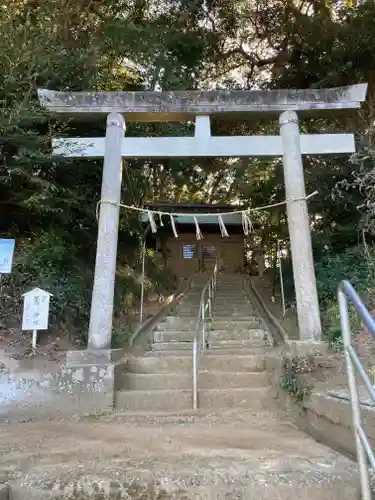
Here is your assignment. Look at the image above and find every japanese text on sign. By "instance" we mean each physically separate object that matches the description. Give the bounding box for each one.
[22,288,51,331]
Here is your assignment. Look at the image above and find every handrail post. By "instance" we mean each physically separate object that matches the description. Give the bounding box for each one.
[202,300,206,351]
[192,258,219,410]
[277,239,286,317]
[208,282,212,321]
[193,337,198,410]
[338,288,371,500]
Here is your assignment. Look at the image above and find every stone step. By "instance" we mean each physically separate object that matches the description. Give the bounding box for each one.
[213,309,253,314]
[214,287,247,291]
[213,311,257,317]
[214,294,248,298]
[199,370,268,389]
[202,353,267,368]
[157,319,197,330]
[212,318,261,329]
[127,354,192,373]
[213,300,252,305]
[121,371,268,391]
[151,339,266,351]
[213,308,255,312]
[122,372,191,390]
[214,302,251,306]
[198,387,271,410]
[152,341,193,351]
[215,284,246,287]
[214,296,251,301]
[206,341,267,350]
[157,309,260,324]
[164,316,197,324]
[115,387,270,412]
[153,328,265,342]
[144,347,268,357]
[115,389,192,412]
[127,353,265,373]
[153,330,194,341]
[215,288,246,291]
[210,328,265,340]
[215,292,247,295]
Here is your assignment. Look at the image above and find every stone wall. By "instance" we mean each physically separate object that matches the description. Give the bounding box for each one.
[265,341,375,464]
[0,349,126,422]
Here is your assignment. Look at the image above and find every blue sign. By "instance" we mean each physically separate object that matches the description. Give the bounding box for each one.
[0,239,15,274]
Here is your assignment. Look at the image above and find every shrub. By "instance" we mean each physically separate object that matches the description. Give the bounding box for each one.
[3,231,179,346]
[6,230,93,342]
[315,245,375,346]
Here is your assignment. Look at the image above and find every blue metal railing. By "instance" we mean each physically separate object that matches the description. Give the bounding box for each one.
[338,280,375,500]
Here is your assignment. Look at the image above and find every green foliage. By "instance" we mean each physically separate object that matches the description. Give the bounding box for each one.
[144,249,179,294]
[9,231,93,337]
[0,0,374,347]
[280,375,311,404]
[315,245,375,346]
[280,355,316,406]
[316,246,373,305]
[112,325,133,349]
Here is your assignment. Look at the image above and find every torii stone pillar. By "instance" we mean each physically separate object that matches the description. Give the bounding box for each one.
[88,113,125,349]
[280,111,322,341]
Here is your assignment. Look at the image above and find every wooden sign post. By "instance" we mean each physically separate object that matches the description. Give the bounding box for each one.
[22,287,53,349]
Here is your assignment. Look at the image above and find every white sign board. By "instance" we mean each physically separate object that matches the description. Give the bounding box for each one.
[0,239,15,274]
[22,287,52,331]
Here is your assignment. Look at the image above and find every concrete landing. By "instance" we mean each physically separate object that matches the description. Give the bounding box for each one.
[1,409,359,499]
[303,388,375,461]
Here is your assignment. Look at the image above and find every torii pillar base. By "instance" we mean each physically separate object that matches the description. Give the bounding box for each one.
[56,348,126,415]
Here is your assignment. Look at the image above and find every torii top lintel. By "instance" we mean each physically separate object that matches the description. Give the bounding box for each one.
[37,84,367,123]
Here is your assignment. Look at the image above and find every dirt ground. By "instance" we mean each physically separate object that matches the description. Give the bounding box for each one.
[0,406,360,500]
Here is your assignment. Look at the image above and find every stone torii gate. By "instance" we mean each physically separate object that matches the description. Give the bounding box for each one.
[38,85,367,351]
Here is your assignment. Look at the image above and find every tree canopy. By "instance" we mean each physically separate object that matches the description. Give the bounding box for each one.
[1,0,375,344]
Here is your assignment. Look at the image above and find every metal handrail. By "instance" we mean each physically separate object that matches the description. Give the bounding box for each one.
[277,239,286,317]
[192,261,218,410]
[338,280,375,500]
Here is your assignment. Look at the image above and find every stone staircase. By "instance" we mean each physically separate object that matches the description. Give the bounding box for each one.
[115,274,273,413]
[1,275,362,499]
